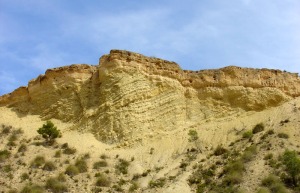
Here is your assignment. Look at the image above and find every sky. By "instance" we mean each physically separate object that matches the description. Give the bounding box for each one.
[0,0,300,95]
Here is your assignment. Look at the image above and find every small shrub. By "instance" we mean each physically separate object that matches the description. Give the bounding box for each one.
[61,143,69,149]
[43,161,56,171]
[0,149,11,162]
[18,144,27,153]
[95,174,111,187]
[45,177,68,193]
[54,150,61,158]
[21,173,30,181]
[93,160,108,169]
[267,130,275,135]
[75,159,88,173]
[100,154,108,159]
[65,165,79,176]
[30,156,45,168]
[223,171,243,185]
[253,123,264,134]
[57,173,66,182]
[21,184,45,193]
[278,133,289,139]
[115,159,130,174]
[264,153,273,160]
[243,130,253,139]
[241,145,257,162]
[214,145,228,156]
[2,164,12,173]
[149,177,166,188]
[129,182,139,192]
[256,187,271,193]
[63,147,77,155]
[1,125,11,134]
[188,129,199,142]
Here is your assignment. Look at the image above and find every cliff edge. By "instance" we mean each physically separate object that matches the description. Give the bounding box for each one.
[1,50,299,143]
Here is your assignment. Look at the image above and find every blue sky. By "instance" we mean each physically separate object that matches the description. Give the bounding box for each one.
[0,0,299,95]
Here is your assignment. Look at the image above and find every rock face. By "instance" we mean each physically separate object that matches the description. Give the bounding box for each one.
[1,50,300,143]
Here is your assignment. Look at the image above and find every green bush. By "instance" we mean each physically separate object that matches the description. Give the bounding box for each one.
[30,156,46,168]
[65,165,79,176]
[21,173,30,181]
[253,123,265,134]
[243,130,253,139]
[282,150,300,186]
[241,145,257,162]
[18,144,27,153]
[93,160,108,169]
[37,120,60,143]
[115,159,130,174]
[256,187,271,193]
[54,150,61,158]
[261,175,288,193]
[223,171,243,185]
[43,161,56,171]
[129,182,139,192]
[149,177,166,188]
[278,133,289,139]
[264,153,273,160]
[75,158,88,173]
[188,130,199,142]
[0,149,11,162]
[213,145,228,156]
[95,174,111,187]
[45,177,68,193]
[63,147,77,155]
[21,184,45,193]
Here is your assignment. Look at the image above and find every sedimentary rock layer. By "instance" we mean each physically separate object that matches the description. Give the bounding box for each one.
[1,50,299,143]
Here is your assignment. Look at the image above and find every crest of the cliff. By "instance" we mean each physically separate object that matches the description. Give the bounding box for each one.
[1,49,300,143]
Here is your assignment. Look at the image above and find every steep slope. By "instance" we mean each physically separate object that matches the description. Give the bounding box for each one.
[1,50,300,144]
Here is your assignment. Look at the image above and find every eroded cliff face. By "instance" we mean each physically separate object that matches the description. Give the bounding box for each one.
[1,50,300,143]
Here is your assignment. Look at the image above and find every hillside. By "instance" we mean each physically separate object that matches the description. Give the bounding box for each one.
[1,50,300,193]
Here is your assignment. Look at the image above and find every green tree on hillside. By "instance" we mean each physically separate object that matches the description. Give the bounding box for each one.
[37,121,60,145]
[282,150,300,187]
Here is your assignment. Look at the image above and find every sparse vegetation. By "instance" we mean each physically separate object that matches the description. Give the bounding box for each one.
[18,144,27,153]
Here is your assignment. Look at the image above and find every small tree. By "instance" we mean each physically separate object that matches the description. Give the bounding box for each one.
[37,121,60,144]
[282,150,300,187]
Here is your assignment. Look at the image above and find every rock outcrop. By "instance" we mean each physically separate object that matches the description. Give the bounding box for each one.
[1,50,300,143]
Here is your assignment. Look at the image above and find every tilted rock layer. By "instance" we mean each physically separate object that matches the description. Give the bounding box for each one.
[1,50,300,143]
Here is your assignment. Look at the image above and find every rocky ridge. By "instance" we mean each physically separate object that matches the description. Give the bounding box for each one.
[1,50,300,143]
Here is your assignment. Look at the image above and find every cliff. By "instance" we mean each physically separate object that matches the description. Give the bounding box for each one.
[1,50,300,143]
